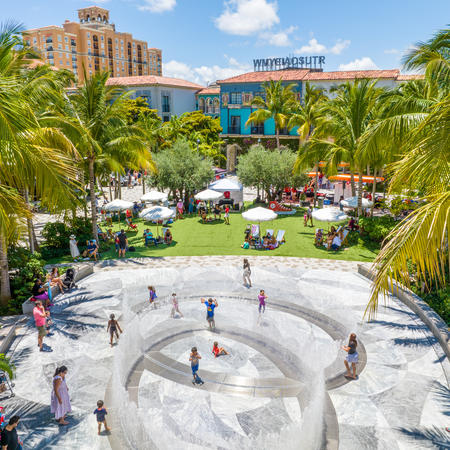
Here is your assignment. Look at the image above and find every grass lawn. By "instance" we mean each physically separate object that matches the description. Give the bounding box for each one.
[48,207,379,264]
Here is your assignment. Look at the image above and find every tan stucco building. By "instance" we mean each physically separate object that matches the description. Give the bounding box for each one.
[23,6,162,82]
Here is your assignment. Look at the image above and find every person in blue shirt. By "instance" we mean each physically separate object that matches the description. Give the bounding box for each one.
[201,297,218,330]
[93,400,110,435]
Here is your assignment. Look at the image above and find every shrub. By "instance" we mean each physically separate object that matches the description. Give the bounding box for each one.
[359,216,397,242]
[6,247,46,314]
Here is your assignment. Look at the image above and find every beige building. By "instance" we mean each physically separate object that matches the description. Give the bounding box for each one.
[23,6,162,82]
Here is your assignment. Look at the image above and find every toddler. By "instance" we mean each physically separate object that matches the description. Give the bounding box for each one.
[107,314,122,347]
[93,400,110,435]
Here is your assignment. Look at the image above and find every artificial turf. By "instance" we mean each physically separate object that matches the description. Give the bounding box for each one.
[49,207,379,264]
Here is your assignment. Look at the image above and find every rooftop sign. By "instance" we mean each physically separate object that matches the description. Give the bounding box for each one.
[253,56,325,72]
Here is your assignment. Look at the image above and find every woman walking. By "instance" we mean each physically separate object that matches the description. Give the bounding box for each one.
[69,235,80,262]
[243,259,252,288]
[51,366,72,425]
[342,333,359,379]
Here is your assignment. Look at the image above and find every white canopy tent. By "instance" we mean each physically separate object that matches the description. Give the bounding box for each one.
[312,207,348,223]
[103,199,134,212]
[209,177,244,209]
[242,207,277,222]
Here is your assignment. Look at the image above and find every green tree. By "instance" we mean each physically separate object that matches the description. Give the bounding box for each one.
[120,97,161,125]
[237,144,304,200]
[290,82,327,207]
[149,139,214,205]
[246,80,297,148]
[365,28,450,318]
[61,70,153,242]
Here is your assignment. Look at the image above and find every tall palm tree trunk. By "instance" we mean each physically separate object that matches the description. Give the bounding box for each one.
[142,174,146,195]
[357,171,363,217]
[370,169,377,217]
[314,162,319,208]
[24,189,35,253]
[89,158,99,242]
[108,181,112,202]
[0,234,11,306]
[350,171,356,196]
[275,128,280,148]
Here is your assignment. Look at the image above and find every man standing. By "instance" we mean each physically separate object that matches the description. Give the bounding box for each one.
[118,229,128,258]
[201,297,218,331]
[1,415,22,449]
[224,206,230,225]
[33,301,48,352]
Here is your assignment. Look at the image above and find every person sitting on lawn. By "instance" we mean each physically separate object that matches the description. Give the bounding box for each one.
[143,229,157,246]
[326,226,336,250]
[97,224,107,241]
[164,229,173,245]
[213,204,221,220]
[315,229,324,246]
[201,210,213,223]
[267,235,278,250]
[125,216,137,230]
[83,240,98,260]
[106,229,115,242]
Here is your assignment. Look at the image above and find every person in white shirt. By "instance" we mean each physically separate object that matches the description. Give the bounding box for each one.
[331,234,342,250]
[170,293,183,318]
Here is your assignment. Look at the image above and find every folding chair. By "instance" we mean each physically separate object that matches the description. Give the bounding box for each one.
[276,229,285,244]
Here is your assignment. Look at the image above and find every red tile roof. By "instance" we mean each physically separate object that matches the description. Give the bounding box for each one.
[106,75,204,89]
[218,69,403,84]
[396,74,424,81]
[217,69,310,84]
[197,87,220,95]
[304,69,400,80]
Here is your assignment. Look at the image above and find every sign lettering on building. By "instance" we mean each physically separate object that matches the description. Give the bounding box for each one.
[253,56,325,72]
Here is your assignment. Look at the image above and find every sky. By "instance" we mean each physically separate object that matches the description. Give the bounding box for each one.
[3,0,449,86]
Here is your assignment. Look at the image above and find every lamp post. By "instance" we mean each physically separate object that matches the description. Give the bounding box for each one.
[196,138,200,154]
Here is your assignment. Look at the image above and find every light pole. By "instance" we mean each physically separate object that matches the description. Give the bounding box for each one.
[196,138,200,154]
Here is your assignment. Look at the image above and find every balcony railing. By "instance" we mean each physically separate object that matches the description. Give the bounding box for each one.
[228,126,240,134]
[251,125,264,135]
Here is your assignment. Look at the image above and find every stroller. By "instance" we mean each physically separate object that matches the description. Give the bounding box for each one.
[62,268,77,291]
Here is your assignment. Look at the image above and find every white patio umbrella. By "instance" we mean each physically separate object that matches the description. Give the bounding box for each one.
[312,207,348,223]
[195,189,224,201]
[140,206,175,236]
[103,199,134,222]
[341,196,373,208]
[242,207,277,222]
[140,190,168,203]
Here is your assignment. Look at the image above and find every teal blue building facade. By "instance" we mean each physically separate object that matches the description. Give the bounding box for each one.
[218,80,302,137]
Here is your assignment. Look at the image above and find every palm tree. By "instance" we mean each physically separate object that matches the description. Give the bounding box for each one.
[0,24,80,304]
[246,79,297,148]
[309,79,383,216]
[290,82,327,206]
[365,29,450,318]
[60,70,154,242]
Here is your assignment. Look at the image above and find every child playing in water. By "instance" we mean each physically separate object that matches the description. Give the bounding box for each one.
[148,286,157,306]
[170,293,183,318]
[93,400,110,435]
[189,347,204,385]
[107,314,123,347]
[258,290,267,313]
[212,341,229,358]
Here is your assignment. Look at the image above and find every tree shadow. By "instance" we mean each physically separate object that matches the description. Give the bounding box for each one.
[369,319,428,331]
[397,426,450,447]
[393,337,435,347]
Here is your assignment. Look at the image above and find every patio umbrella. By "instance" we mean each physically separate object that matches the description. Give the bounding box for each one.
[140,206,175,237]
[341,196,373,208]
[140,190,168,203]
[242,207,277,222]
[195,189,224,201]
[312,207,348,227]
[103,199,134,222]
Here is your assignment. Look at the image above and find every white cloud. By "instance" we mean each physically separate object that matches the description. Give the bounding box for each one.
[215,0,279,36]
[384,48,400,54]
[295,38,350,55]
[164,58,251,86]
[330,39,350,55]
[139,0,176,13]
[260,26,296,47]
[339,57,379,71]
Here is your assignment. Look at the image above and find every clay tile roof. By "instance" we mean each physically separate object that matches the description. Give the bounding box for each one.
[27,60,59,71]
[303,69,400,81]
[217,69,310,84]
[197,87,220,95]
[106,75,204,89]
[396,74,424,81]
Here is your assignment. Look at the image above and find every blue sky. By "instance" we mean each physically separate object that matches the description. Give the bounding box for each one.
[3,0,449,85]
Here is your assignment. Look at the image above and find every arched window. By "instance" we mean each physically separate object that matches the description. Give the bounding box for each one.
[198,98,205,112]
[213,97,220,114]
[127,43,132,76]
[103,15,107,23]
[97,15,102,22]
[206,98,212,114]
[86,15,90,22]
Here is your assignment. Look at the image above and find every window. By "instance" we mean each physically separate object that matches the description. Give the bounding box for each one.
[101,35,104,40]
[87,32,90,38]
[87,40,91,46]
[65,45,69,51]
[101,43,104,49]
[162,94,170,113]
[120,40,123,44]
[163,116,170,122]
[229,116,241,134]
[230,92,242,104]
[58,44,62,49]
[115,38,118,43]
[57,35,62,42]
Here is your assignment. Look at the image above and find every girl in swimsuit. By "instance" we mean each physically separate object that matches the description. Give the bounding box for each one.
[107,314,123,347]
[258,290,267,313]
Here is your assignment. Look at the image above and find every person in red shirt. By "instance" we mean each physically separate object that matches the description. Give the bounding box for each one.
[212,341,229,357]
[224,206,230,225]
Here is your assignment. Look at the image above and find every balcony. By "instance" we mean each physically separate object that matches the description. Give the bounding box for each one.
[228,126,240,135]
[70,40,76,46]
[45,38,53,44]
[251,125,264,135]
[47,46,53,51]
